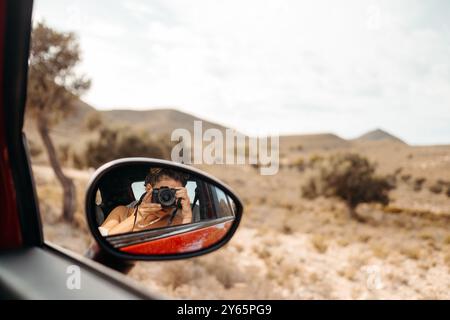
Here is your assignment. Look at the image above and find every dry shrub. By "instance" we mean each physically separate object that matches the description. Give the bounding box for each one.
[282,203,294,211]
[418,231,435,242]
[72,152,85,169]
[28,139,43,158]
[358,234,371,243]
[282,224,293,235]
[400,245,422,260]
[444,253,450,268]
[383,205,403,214]
[371,243,389,259]
[201,252,247,289]
[413,177,426,191]
[158,261,203,289]
[85,112,103,131]
[401,174,411,183]
[311,234,328,253]
[58,143,71,166]
[429,183,443,194]
[436,179,450,187]
[336,237,350,247]
[153,251,248,293]
[302,153,393,222]
[308,154,324,167]
[338,266,357,281]
[80,125,170,169]
[301,175,319,199]
[292,157,306,171]
[233,243,244,253]
[394,167,403,176]
[255,247,272,260]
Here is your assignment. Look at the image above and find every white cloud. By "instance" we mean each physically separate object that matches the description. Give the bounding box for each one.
[34,0,450,144]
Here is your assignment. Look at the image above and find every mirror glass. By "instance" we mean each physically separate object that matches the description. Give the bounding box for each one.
[90,164,237,256]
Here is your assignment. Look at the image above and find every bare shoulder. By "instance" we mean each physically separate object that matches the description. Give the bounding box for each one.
[109,205,130,222]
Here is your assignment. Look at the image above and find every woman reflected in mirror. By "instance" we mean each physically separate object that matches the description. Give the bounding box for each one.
[98,168,193,236]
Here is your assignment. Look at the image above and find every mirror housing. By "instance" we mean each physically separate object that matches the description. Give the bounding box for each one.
[85,158,243,261]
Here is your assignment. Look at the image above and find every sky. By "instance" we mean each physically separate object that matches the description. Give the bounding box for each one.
[33,0,450,145]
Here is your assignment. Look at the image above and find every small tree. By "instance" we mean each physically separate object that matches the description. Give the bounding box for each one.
[26,22,91,222]
[302,153,393,222]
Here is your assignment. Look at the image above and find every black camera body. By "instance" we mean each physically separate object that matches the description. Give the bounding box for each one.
[151,187,181,208]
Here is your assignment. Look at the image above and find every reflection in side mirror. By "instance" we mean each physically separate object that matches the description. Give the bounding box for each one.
[85,158,243,260]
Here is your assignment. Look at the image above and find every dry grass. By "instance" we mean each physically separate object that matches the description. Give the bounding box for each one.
[32,141,450,299]
[310,234,328,253]
[400,245,422,260]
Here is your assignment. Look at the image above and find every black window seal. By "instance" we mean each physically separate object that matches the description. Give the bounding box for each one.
[3,0,43,247]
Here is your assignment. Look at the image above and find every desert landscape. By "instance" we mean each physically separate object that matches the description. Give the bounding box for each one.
[24,103,450,300]
[21,0,450,300]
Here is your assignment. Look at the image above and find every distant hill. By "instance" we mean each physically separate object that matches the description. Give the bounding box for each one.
[354,129,406,144]
[101,108,228,136]
[23,101,242,164]
[280,133,350,151]
[25,100,230,143]
[23,100,407,160]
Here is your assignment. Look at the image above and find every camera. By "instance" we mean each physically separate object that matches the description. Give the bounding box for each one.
[151,187,180,208]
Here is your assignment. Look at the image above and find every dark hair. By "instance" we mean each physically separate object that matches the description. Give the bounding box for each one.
[144,168,188,187]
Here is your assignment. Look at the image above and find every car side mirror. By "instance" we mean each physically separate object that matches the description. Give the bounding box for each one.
[85,158,243,260]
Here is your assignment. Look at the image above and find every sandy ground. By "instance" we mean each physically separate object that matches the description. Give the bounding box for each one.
[31,144,450,299]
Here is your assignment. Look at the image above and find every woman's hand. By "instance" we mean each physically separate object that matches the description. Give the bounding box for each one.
[175,187,192,224]
[137,202,163,218]
[137,187,163,218]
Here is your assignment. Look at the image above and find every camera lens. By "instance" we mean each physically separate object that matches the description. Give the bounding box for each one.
[158,188,176,207]
[161,192,171,202]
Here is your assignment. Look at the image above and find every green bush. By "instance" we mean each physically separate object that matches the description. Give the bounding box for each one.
[80,126,171,169]
[302,153,393,222]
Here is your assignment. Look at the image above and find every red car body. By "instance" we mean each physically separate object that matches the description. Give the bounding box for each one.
[120,220,233,255]
[0,0,24,250]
